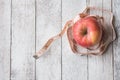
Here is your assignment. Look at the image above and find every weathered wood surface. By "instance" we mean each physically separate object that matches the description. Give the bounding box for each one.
[35,0,61,80]
[113,0,120,80]
[0,0,119,80]
[11,0,35,80]
[0,0,11,80]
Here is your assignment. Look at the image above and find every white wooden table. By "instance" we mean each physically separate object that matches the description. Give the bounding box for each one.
[0,0,120,80]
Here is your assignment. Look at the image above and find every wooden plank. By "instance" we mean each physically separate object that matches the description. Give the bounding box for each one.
[113,0,120,80]
[62,0,87,80]
[0,0,11,80]
[35,0,61,80]
[88,0,113,80]
[11,0,35,80]
[102,0,113,79]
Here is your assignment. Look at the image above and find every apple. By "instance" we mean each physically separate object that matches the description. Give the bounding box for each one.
[72,16,102,48]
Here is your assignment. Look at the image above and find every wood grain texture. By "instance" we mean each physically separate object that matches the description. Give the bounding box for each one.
[11,0,35,80]
[88,0,113,80]
[113,0,120,80]
[102,0,113,79]
[0,0,11,80]
[62,0,87,80]
[0,0,120,80]
[35,0,61,80]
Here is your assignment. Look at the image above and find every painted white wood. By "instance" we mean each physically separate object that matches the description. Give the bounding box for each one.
[102,0,113,79]
[36,0,61,80]
[11,0,35,80]
[62,0,87,80]
[0,0,11,80]
[0,0,119,80]
[88,0,113,80]
[113,0,120,80]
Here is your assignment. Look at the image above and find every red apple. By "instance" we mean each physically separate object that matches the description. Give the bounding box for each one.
[72,16,102,48]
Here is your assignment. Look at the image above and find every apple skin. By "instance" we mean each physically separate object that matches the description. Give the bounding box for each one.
[72,16,102,48]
